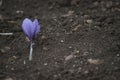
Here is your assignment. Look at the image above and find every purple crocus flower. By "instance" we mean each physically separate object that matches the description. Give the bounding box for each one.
[22,18,40,41]
[22,18,40,61]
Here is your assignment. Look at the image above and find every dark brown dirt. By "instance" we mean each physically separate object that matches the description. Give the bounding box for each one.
[0,0,120,80]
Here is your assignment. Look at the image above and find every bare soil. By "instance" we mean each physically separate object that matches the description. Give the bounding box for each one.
[0,0,120,80]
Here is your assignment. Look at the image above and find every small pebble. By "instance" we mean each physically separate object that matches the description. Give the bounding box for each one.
[41,35,46,39]
[23,60,26,65]
[68,10,74,15]
[11,68,14,71]
[43,47,48,51]
[0,47,10,53]
[0,49,5,53]
[60,40,64,43]
[72,24,81,31]
[84,70,89,74]
[5,46,10,50]
[53,75,58,78]
[69,46,72,49]
[73,64,76,67]
[88,58,103,65]
[12,56,17,59]
[5,65,8,68]
[76,50,79,53]
[16,10,23,14]
[116,54,119,57]
[44,63,48,66]
[65,54,74,61]
[86,19,93,24]
[95,67,99,70]
[93,2,99,6]
[8,56,17,62]
[111,62,114,65]
[80,61,83,64]
[78,67,82,71]
[61,10,74,17]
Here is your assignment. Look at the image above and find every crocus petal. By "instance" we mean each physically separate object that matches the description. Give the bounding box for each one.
[33,19,40,37]
[22,18,40,41]
[22,18,33,40]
